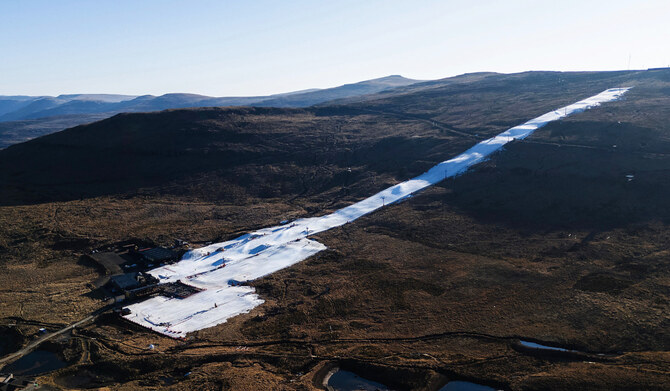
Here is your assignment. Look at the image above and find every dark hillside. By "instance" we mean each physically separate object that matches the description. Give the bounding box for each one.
[0,76,422,149]
[445,72,670,229]
[333,69,669,139]
[0,106,460,205]
[3,70,668,208]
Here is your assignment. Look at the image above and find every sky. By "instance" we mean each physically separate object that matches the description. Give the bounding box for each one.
[1,0,669,97]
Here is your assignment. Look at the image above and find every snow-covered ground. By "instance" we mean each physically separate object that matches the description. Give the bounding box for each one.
[124,88,630,337]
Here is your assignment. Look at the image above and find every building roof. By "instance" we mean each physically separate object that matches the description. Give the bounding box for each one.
[89,252,126,274]
[139,247,176,262]
[0,373,34,391]
[110,273,141,290]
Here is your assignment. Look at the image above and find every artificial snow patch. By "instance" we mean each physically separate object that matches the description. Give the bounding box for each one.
[124,87,630,337]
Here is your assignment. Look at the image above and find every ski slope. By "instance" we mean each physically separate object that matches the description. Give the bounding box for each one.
[124,88,630,337]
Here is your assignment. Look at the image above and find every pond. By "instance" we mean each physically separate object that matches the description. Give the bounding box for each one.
[439,380,497,391]
[2,349,67,376]
[326,369,391,391]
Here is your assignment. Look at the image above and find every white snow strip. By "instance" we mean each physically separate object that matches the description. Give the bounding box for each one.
[124,88,630,337]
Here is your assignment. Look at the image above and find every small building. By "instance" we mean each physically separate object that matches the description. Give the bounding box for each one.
[137,247,177,263]
[110,272,144,291]
[108,272,159,297]
[0,373,37,391]
[88,252,126,275]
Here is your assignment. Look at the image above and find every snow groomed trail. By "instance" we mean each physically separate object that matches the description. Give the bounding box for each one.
[124,88,630,337]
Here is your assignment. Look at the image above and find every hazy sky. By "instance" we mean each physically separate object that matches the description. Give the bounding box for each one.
[1,0,668,96]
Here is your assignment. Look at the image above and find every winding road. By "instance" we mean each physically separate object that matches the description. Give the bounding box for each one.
[0,305,111,369]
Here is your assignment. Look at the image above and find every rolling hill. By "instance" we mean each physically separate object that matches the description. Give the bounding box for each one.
[0,75,421,149]
[2,69,667,207]
[1,69,669,390]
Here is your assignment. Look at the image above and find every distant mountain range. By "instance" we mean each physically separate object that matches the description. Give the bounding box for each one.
[0,75,420,148]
